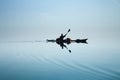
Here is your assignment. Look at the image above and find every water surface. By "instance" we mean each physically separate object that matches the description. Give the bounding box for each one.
[0,39,120,80]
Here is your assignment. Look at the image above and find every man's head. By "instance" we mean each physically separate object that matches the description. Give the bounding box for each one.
[61,34,63,36]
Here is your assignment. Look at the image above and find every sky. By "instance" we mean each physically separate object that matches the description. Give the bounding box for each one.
[0,0,120,42]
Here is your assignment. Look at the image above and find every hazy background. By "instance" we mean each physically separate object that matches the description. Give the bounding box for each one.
[0,0,120,41]
[0,0,120,80]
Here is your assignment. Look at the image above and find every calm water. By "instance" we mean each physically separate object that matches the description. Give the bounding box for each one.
[0,39,120,80]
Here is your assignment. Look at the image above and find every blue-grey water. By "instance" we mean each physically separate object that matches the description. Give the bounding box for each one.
[0,39,120,80]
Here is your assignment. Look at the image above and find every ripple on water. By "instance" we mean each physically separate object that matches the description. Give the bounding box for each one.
[31,54,120,80]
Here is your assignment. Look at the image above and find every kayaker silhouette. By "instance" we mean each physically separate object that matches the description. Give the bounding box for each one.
[60,34,65,41]
[57,29,70,43]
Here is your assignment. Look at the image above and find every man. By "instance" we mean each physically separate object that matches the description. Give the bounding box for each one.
[59,34,66,41]
[56,33,67,44]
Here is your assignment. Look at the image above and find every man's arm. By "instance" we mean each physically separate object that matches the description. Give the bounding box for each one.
[63,34,67,38]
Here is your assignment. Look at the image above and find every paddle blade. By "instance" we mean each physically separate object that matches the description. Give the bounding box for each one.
[69,50,71,53]
[68,29,70,32]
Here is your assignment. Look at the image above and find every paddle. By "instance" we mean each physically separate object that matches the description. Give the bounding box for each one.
[64,29,70,37]
[67,29,70,34]
[65,46,71,53]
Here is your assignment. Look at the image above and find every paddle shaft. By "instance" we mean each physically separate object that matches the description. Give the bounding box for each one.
[64,29,70,37]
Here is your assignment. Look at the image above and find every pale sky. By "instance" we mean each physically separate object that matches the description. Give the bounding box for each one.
[0,0,120,42]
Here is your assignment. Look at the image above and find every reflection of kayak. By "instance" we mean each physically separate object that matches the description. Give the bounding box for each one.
[46,38,88,44]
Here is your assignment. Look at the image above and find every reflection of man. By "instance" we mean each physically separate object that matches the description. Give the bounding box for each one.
[59,41,66,49]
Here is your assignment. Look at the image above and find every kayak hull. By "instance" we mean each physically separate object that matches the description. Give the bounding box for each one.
[47,38,88,44]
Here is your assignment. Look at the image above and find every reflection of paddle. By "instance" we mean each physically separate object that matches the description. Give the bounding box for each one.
[69,50,71,53]
[67,48,71,53]
[64,45,71,53]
